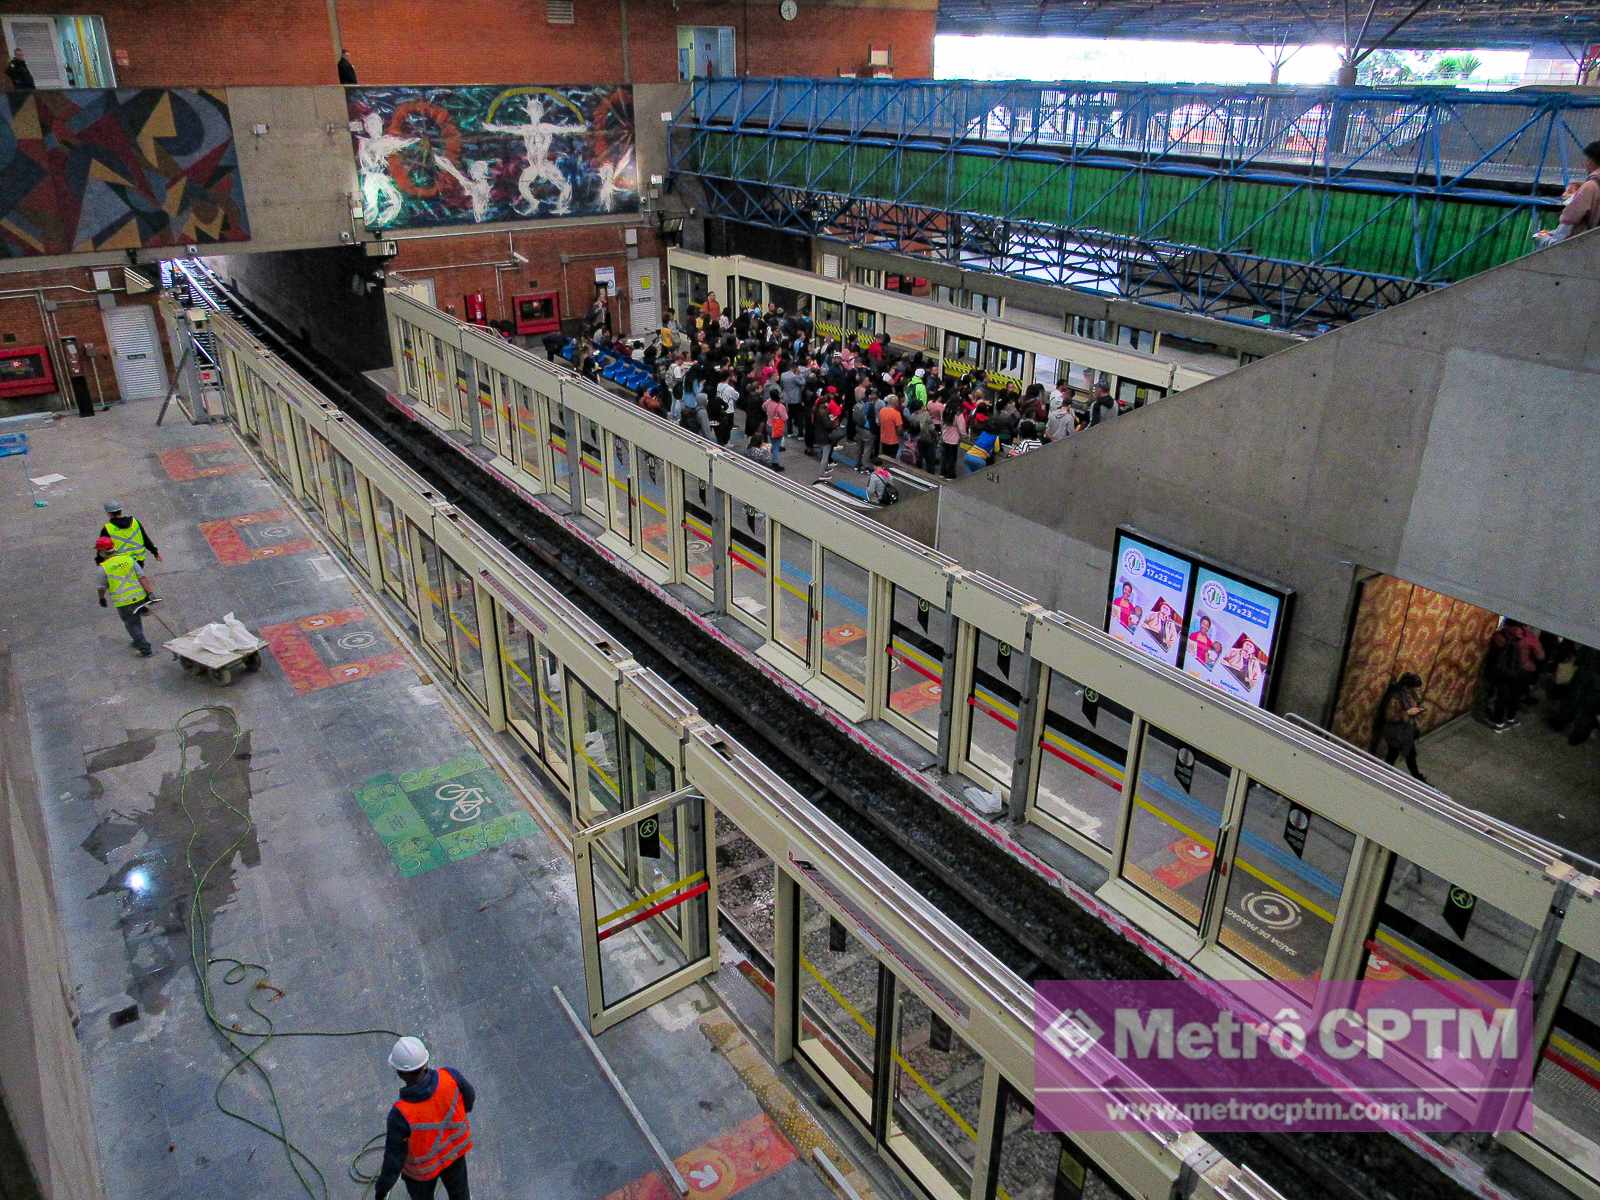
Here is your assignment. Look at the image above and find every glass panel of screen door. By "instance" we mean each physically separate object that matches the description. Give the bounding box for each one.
[578,789,715,1034]
[1120,724,1230,929]
[887,990,984,1200]
[797,891,878,1124]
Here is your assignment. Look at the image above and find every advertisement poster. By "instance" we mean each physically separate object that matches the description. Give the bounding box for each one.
[1105,531,1193,668]
[1182,567,1284,707]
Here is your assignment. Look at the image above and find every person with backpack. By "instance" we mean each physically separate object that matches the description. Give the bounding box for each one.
[669,375,712,439]
[866,466,899,506]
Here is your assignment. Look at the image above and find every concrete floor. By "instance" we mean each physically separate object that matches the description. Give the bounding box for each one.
[0,403,838,1200]
[1419,711,1600,862]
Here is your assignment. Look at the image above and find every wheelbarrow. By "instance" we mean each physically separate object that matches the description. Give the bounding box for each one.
[163,625,268,687]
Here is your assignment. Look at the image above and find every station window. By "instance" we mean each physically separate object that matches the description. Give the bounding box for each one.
[536,645,571,786]
[845,305,876,339]
[1117,379,1166,409]
[767,283,806,319]
[292,417,321,512]
[676,25,735,81]
[1,15,116,87]
[1035,671,1130,852]
[815,299,843,342]
[737,276,763,312]
[1533,956,1600,1159]
[271,400,294,481]
[498,606,544,758]
[579,417,606,524]
[680,469,715,596]
[887,990,983,1200]
[1365,858,1535,985]
[410,524,451,667]
[988,1085,1100,1200]
[606,434,633,543]
[1117,324,1156,353]
[773,526,814,665]
[728,502,769,627]
[820,551,870,700]
[546,396,571,500]
[626,735,683,931]
[470,360,497,452]
[332,453,368,571]
[572,680,625,863]
[637,451,671,568]
[964,632,1021,792]
[1071,315,1112,343]
[1120,725,1230,929]
[943,333,980,378]
[1217,781,1354,987]
[885,587,947,743]
[442,555,487,709]
[310,432,341,537]
[797,892,877,1122]
[503,380,528,479]
[671,268,709,322]
[984,342,1025,390]
[373,494,408,605]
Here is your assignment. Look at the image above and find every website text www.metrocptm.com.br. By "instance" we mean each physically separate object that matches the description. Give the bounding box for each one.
[1094,1094,1459,1128]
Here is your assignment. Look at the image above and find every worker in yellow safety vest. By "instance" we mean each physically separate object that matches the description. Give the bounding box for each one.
[95,536,155,657]
[102,501,162,600]
[373,1037,476,1200]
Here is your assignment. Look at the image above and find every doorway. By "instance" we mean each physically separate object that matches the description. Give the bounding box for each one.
[103,305,169,401]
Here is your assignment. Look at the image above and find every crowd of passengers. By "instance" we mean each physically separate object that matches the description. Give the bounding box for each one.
[530,290,1133,500]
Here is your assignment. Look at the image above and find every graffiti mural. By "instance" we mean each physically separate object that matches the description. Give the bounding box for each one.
[346,85,639,231]
[0,88,249,258]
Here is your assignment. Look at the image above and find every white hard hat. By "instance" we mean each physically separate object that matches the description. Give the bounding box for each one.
[388,1036,429,1072]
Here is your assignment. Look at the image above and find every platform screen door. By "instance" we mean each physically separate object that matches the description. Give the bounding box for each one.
[575,786,719,1034]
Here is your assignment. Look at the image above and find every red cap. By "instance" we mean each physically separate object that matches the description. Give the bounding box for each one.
[825,385,838,394]
[95,536,115,551]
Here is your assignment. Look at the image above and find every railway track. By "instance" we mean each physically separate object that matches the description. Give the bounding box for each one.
[178,263,1492,1200]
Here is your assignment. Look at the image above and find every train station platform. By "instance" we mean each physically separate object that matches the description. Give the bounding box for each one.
[0,405,845,1200]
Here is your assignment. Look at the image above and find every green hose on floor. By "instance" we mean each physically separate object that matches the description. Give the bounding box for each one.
[174,705,402,1197]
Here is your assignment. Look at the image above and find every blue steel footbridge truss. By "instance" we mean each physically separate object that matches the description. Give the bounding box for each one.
[667,78,1600,329]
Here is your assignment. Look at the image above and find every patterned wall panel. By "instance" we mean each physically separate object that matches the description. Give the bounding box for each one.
[345,85,638,232]
[0,88,250,258]
[1331,574,1498,747]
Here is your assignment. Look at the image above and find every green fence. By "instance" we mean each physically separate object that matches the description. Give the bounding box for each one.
[696,131,1546,283]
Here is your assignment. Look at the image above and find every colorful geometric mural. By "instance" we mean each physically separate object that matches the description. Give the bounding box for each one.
[0,88,250,258]
[345,85,639,231]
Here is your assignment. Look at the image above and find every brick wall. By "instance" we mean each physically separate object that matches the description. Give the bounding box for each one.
[0,269,166,405]
[8,0,933,86]
[15,0,334,86]
[390,221,666,334]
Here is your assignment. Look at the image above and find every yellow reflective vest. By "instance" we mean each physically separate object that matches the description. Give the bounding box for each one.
[102,517,148,562]
[100,554,147,608]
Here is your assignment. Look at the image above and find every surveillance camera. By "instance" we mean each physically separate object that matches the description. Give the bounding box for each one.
[511,251,529,265]
[185,244,199,256]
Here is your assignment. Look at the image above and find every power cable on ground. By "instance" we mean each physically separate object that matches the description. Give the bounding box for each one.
[174,704,403,1197]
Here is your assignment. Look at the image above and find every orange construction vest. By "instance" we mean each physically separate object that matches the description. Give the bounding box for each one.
[395,1069,473,1181]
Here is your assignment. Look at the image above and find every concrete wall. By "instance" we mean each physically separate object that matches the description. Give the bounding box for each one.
[0,648,106,1200]
[224,87,359,254]
[211,245,392,373]
[926,231,1600,721]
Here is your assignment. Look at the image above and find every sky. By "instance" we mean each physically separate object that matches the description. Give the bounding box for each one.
[934,35,1532,87]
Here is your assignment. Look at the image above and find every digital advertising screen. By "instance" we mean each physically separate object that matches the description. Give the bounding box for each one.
[1105,529,1194,669]
[1181,566,1290,708]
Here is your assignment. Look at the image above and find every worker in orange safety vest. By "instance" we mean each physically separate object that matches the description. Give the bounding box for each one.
[373,1036,476,1200]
